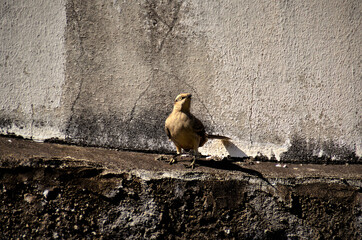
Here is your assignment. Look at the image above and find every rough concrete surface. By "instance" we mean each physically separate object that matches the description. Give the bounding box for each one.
[0,136,361,239]
[0,0,361,163]
[0,0,67,139]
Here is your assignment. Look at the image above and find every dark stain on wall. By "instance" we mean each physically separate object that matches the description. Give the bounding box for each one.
[63,0,216,153]
[281,135,360,164]
[0,117,12,129]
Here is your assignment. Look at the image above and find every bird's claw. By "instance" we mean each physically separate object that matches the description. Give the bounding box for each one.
[184,163,195,169]
[190,161,195,169]
[169,157,177,165]
[184,157,196,169]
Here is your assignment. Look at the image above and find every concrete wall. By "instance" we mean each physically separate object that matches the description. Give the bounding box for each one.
[0,0,67,139]
[1,0,361,162]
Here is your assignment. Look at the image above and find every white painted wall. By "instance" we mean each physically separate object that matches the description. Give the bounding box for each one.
[0,0,360,162]
[0,0,67,140]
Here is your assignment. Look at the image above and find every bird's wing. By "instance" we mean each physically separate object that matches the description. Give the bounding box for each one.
[191,115,206,137]
[191,115,208,147]
[165,126,171,139]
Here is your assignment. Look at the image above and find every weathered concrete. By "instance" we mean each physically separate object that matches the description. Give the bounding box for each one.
[0,0,67,139]
[0,136,361,239]
[0,0,361,162]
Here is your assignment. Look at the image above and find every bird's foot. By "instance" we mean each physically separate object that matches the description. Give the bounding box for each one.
[169,157,177,165]
[185,156,196,169]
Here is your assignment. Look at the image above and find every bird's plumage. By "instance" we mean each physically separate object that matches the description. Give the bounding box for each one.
[165,93,229,156]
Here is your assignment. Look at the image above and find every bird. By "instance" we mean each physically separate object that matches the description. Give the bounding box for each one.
[164,93,230,168]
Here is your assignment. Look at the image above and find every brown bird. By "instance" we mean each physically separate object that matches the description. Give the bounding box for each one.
[165,93,229,168]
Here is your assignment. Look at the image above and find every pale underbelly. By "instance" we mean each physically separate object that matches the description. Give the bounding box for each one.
[172,130,200,150]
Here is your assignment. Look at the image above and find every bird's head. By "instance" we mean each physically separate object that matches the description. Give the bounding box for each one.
[173,93,192,112]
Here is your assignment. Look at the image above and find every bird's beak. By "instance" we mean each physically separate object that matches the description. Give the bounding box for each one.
[188,94,192,99]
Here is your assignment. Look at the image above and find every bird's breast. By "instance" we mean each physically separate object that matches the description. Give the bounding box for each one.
[165,111,200,150]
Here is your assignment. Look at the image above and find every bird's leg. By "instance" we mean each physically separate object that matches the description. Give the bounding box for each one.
[187,149,199,169]
[169,146,182,164]
[190,155,196,169]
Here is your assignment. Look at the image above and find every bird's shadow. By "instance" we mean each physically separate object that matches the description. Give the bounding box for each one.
[195,158,261,178]
[191,139,252,173]
[169,140,274,187]
[198,140,274,188]
[221,140,249,158]
[194,158,275,189]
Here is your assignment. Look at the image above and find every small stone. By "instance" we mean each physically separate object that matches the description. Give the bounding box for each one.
[24,193,36,203]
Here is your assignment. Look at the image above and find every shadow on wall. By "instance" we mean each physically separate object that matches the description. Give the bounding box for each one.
[222,140,248,158]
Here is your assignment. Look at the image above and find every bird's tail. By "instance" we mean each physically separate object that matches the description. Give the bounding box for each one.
[207,134,231,141]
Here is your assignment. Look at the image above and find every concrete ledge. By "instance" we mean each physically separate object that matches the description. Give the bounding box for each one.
[0,136,361,239]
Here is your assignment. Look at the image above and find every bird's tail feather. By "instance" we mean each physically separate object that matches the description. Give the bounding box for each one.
[207,134,231,140]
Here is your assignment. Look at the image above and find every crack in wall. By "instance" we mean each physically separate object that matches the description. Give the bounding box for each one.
[66,78,84,138]
[128,80,152,123]
[30,103,34,139]
[156,0,184,53]
[65,0,86,139]
[351,66,360,154]
[249,77,256,146]
[146,0,184,53]
[147,3,171,29]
